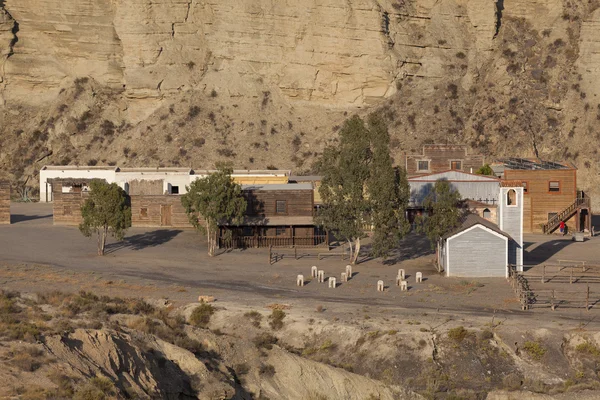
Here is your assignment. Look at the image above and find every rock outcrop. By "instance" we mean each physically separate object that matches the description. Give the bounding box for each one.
[1,0,600,205]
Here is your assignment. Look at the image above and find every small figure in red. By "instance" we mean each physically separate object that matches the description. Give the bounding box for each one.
[559,221,565,236]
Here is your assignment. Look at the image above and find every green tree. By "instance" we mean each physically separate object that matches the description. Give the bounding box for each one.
[315,115,371,264]
[367,114,411,259]
[316,114,411,263]
[181,164,246,256]
[475,164,494,176]
[79,179,131,256]
[419,179,462,270]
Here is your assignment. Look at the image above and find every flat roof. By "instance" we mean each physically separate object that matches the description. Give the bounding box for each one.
[289,175,322,182]
[496,158,574,170]
[42,166,292,175]
[42,166,118,171]
[194,170,291,176]
[241,183,313,191]
[119,167,192,174]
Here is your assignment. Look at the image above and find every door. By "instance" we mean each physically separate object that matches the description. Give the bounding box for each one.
[160,205,172,226]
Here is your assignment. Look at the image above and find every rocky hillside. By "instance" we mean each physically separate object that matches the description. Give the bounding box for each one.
[4,289,600,399]
[1,0,600,204]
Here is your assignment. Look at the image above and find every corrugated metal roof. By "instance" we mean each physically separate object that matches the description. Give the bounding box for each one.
[497,158,574,170]
[221,216,314,226]
[241,183,313,191]
[408,170,499,182]
[443,213,512,241]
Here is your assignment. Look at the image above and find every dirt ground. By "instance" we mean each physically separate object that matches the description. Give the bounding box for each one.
[2,203,600,326]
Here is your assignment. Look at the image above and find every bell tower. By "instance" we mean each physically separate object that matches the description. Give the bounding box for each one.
[499,182,524,270]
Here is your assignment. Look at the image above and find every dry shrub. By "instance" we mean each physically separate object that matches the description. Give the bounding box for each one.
[253,333,278,350]
[243,311,262,327]
[73,376,116,400]
[9,345,44,371]
[269,309,286,330]
[189,303,215,328]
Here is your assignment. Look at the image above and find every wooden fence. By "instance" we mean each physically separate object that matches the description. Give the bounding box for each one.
[509,264,600,311]
[269,245,349,265]
[219,235,327,249]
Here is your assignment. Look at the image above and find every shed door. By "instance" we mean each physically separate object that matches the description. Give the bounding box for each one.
[160,205,172,226]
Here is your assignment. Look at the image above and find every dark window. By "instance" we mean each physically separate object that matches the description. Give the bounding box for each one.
[246,198,254,214]
[549,181,560,192]
[171,186,179,194]
[521,181,528,193]
[507,189,517,206]
[242,227,254,236]
[276,200,286,214]
[483,208,491,219]
[417,160,429,171]
[275,226,287,236]
[140,207,148,218]
[450,161,462,170]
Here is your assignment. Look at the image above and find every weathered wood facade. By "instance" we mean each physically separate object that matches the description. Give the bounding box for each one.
[503,166,589,233]
[50,179,322,247]
[50,179,91,225]
[0,181,10,225]
[219,184,323,248]
[130,195,193,228]
[404,144,485,176]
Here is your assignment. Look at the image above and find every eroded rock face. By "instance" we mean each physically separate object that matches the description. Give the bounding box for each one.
[0,0,503,113]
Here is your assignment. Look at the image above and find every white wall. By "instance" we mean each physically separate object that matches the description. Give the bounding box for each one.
[116,172,191,195]
[39,168,117,202]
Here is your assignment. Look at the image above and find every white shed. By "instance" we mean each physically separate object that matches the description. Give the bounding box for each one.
[439,214,512,278]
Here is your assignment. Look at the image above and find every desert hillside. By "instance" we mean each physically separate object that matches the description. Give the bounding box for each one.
[1,0,600,205]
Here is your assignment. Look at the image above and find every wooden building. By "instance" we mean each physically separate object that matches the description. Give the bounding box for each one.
[218,183,324,248]
[439,214,510,277]
[50,178,91,225]
[0,180,10,225]
[495,158,591,234]
[403,144,485,176]
[50,178,323,248]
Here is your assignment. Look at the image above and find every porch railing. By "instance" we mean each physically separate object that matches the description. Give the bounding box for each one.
[219,235,327,249]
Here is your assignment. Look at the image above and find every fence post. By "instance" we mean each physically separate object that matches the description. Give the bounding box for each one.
[570,266,573,284]
[542,265,545,284]
[587,285,590,311]
[269,245,273,265]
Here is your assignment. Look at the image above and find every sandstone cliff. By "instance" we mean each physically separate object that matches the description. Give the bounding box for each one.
[1,0,600,205]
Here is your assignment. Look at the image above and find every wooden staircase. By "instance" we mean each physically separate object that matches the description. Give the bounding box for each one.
[542,196,591,234]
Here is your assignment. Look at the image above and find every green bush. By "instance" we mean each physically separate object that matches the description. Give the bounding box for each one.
[269,309,286,330]
[523,341,546,360]
[189,303,215,328]
[575,341,600,356]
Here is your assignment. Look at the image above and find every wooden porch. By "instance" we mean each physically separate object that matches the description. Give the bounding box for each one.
[218,226,328,249]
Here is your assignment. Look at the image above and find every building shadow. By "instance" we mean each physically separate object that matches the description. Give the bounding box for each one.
[10,214,53,224]
[104,229,183,254]
[524,239,575,264]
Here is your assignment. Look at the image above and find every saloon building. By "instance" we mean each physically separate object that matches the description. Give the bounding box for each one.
[493,158,591,234]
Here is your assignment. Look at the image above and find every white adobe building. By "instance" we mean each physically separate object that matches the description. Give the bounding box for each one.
[39,166,291,202]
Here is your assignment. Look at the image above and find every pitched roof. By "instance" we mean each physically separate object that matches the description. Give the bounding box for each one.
[408,170,500,182]
[442,213,512,241]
